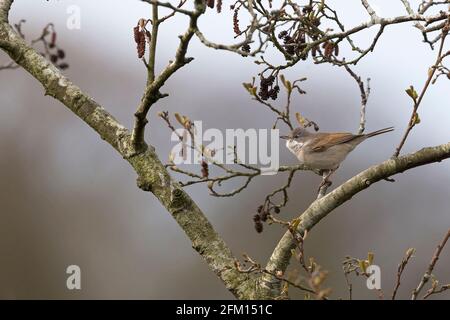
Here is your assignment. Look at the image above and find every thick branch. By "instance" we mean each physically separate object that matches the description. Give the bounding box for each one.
[0,0,11,22]
[0,0,255,299]
[261,142,450,297]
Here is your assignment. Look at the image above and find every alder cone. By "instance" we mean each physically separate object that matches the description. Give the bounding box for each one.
[254,221,263,233]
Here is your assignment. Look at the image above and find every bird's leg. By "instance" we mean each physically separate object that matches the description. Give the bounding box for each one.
[317,168,338,195]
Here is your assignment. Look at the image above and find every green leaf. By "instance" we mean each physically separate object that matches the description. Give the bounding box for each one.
[405,85,418,102]
[279,74,292,93]
[291,249,297,257]
[242,82,257,96]
[290,218,301,231]
[174,112,184,126]
[295,112,307,127]
[359,260,368,273]
[367,252,374,265]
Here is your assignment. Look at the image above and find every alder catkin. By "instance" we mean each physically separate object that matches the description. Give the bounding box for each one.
[49,31,56,48]
[133,25,146,59]
[216,0,222,13]
[233,9,241,35]
[201,161,209,178]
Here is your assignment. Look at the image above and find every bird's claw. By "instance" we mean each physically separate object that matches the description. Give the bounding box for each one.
[317,178,332,192]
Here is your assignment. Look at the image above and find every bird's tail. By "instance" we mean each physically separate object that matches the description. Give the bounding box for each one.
[365,127,394,138]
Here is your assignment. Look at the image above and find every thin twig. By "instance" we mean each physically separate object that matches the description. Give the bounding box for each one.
[411,228,450,300]
[394,24,449,157]
[392,248,415,300]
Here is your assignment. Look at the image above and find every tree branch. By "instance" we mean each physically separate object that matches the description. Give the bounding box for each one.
[412,228,450,300]
[392,247,415,300]
[130,0,204,154]
[3,0,450,300]
[0,0,256,299]
[394,24,449,157]
[261,142,450,297]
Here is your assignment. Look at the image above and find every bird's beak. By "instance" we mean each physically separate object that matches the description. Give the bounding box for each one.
[280,135,289,140]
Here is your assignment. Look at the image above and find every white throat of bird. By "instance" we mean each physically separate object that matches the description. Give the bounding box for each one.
[286,139,304,156]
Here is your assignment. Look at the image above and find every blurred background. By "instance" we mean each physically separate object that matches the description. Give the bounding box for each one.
[0,0,449,299]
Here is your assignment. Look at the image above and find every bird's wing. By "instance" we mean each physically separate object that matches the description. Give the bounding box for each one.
[308,133,359,152]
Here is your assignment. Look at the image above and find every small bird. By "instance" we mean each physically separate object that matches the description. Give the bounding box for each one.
[280,126,394,171]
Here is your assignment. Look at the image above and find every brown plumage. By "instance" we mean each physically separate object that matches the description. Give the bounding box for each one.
[281,127,394,170]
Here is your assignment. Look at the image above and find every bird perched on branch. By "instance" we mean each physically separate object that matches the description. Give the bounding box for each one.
[281,126,394,185]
